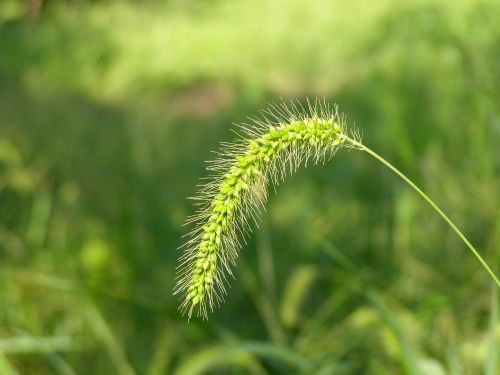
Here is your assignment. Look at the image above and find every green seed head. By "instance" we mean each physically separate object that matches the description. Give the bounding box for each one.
[175,100,349,319]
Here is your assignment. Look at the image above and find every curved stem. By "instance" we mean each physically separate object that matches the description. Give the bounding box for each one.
[344,136,500,287]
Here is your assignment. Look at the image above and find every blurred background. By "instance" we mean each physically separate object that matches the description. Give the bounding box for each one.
[0,0,499,374]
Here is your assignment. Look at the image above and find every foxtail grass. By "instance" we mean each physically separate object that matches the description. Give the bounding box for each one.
[175,99,500,319]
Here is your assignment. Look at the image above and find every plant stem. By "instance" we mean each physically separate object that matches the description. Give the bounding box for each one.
[344,136,500,288]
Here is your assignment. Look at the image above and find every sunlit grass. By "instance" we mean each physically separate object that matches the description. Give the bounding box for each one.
[0,0,499,373]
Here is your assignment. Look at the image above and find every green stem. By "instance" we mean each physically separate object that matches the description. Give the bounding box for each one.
[344,136,500,288]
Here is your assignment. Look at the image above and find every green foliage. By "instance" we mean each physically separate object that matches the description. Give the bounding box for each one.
[0,0,499,374]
